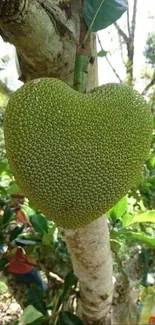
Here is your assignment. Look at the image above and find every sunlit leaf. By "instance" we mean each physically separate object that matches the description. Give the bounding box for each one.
[122,213,133,227]
[128,210,155,225]
[109,196,128,219]
[0,280,8,294]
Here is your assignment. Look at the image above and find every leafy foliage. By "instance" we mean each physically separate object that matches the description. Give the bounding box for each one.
[144,33,155,65]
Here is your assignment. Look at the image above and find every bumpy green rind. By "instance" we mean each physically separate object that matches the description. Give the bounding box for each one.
[4,78,153,228]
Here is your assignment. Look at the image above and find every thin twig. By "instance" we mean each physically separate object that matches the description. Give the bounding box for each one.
[127,8,131,38]
[117,32,126,65]
[141,72,155,95]
[97,34,122,83]
[114,22,129,44]
[105,57,122,83]
[131,0,138,40]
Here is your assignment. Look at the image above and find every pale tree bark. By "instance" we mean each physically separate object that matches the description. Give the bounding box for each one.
[0,1,113,324]
[0,0,80,84]
[64,216,113,325]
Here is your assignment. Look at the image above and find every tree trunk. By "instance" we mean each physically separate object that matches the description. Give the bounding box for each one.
[0,1,113,324]
[64,216,113,325]
[0,0,80,84]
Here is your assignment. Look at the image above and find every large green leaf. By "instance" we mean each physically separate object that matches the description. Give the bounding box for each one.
[121,231,155,248]
[131,210,155,225]
[56,312,84,325]
[30,214,48,234]
[20,305,44,324]
[83,0,128,32]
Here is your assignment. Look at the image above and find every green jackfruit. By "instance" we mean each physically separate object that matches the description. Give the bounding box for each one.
[4,78,153,229]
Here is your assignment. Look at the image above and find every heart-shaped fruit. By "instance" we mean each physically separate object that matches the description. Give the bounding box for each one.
[4,78,152,228]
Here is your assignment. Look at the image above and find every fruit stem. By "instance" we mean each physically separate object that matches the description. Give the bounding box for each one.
[73,54,89,93]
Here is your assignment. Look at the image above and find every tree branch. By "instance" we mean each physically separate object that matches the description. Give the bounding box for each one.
[105,56,122,83]
[114,22,129,44]
[126,8,131,38]
[141,72,155,95]
[131,0,138,40]
[0,0,80,84]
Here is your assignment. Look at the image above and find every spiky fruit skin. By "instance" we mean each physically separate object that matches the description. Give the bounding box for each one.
[4,78,153,228]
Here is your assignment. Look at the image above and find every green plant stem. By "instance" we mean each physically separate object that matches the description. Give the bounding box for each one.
[73,54,89,93]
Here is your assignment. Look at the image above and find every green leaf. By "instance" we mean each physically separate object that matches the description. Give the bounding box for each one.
[0,159,11,176]
[110,239,122,253]
[148,156,155,168]
[122,213,133,227]
[21,233,41,242]
[97,49,108,57]
[56,312,84,325]
[60,272,77,304]
[42,224,57,246]
[2,207,15,225]
[0,257,8,271]
[131,210,155,224]
[20,305,44,324]
[0,280,8,294]
[30,214,48,234]
[121,231,155,248]
[110,196,128,219]
[9,224,25,242]
[0,185,7,195]
[26,286,47,315]
[7,183,21,195]
[83,0,128,32]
